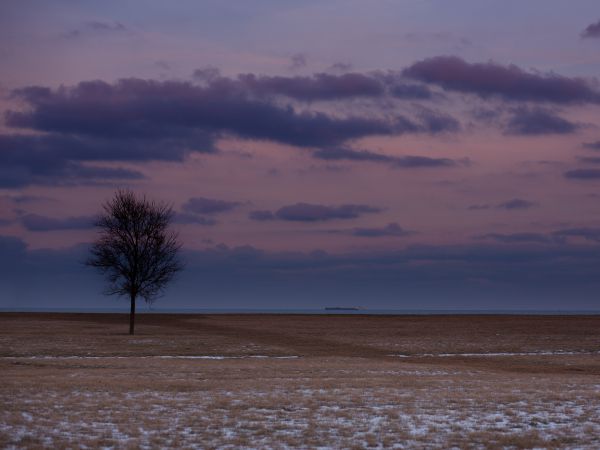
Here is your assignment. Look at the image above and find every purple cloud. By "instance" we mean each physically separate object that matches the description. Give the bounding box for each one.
[235,72,385,100]
[417,108,461,133]
[564,169,600,180]
[274,203,382,222]
[205,70,435,102]
[390,83,433,99]
[583,141,600,150]
[577,157,600,164]
[7,78,447,149]
[0,134,148,187]
[329,62,353,72]
[289,53,307,70]
[496,198,537,210]
[470,199,537,211]
[173,213,217,226]
[478,232,562,245]
[505,107,578,135]
[581,20,600,39]
[351,222,414,237]
[553,228,600,242]
[403,56,599,104]
[1,72,461,191]
[313,148,462,168]
[182,197,241,214]
[70,165,145,180]
[314,148,394,163]
[371,71,435,99]
[63,21,128,39]
[192,67,221,83]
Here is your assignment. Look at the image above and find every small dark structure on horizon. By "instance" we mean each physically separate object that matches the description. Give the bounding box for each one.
[86,190,183,334]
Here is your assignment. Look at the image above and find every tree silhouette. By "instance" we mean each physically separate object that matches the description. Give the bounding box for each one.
[86,190,182,334]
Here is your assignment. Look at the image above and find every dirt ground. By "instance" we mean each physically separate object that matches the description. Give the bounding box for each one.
[1,313,600,449]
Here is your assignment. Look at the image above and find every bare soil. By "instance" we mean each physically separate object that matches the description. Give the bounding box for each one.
[2,313,600,448]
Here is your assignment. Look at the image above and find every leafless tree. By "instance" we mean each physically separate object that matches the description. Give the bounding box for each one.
[86,190,183,334]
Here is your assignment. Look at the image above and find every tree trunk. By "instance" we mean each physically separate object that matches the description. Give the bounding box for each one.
[129,293,136,335]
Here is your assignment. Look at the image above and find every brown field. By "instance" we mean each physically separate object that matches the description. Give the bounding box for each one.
[2,313,600,449]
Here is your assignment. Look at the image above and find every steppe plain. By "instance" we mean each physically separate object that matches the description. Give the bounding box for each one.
[2,313,600,449]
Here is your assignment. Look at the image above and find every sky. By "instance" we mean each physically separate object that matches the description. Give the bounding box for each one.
[2,0,600,310]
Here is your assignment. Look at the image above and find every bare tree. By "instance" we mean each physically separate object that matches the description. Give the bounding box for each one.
[86,190,183,334]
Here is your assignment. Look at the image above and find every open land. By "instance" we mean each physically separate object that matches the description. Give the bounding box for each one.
[1,313,600,449]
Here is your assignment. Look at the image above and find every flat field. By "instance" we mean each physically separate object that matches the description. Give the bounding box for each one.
[2,313,600,449]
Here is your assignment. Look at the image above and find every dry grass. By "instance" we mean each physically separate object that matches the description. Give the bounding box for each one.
[1,313,600,448]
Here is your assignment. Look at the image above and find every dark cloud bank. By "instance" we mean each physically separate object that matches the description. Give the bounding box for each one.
[3,236,600,310]
[4,55,595,188]
[6,77,456,149]
[1,72,466,187]
[479,228,600,245]
[478,232,563,245]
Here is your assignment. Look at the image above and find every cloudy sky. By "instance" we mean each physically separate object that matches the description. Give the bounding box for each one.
[2,0,600,310]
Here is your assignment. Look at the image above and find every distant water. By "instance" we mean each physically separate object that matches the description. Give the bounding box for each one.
[2,307,600,315]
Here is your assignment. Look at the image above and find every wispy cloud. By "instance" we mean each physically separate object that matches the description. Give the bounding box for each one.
[249,203,383,222]
[62,21,128,39]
